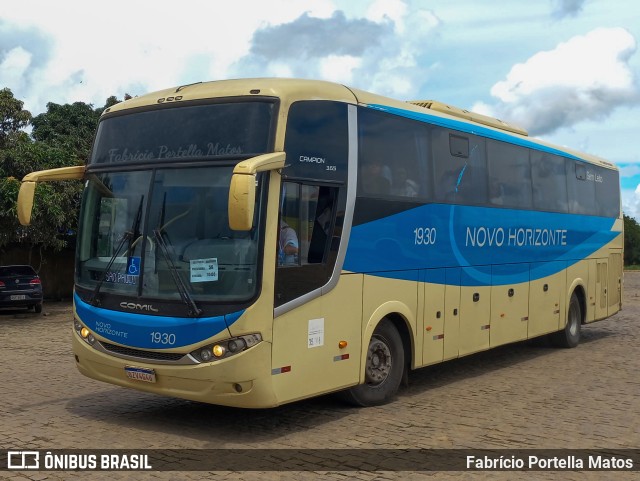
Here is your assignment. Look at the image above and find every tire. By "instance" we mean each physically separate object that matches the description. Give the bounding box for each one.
[341,319,405,406]
[34,303,43,314]
[550,292,581,348]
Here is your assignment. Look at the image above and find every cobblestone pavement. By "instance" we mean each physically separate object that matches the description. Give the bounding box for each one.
[1,273,639,481]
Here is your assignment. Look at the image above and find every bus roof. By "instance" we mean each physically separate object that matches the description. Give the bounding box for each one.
[103,78,616,171]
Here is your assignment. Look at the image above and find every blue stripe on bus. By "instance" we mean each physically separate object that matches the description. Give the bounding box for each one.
[74,293,245,349]
[343,204,618,286]
[367,104,586,162]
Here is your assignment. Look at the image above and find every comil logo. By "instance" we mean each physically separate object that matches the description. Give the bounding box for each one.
[120,302,159,312]
[7,451,39,469]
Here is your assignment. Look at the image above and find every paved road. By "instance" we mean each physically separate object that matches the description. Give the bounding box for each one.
[1,273,639,480]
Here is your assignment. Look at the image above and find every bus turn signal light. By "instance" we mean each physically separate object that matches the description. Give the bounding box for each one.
[338,341,348,349]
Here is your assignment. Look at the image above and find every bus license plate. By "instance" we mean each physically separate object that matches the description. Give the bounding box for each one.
[10,295,26,300]
[125,366,156,383]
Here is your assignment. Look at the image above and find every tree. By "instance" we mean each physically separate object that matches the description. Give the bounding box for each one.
[0,88,32,149]
[31,101,101,162]
[0,138,82,252]
[0,89,125,252]
[623,214,640,266]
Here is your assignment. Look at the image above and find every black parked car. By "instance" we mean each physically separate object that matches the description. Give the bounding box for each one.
[0,265,43,313]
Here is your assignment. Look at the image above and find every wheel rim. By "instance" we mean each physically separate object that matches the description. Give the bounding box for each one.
[568,301,579,337]
[365,336,392,386]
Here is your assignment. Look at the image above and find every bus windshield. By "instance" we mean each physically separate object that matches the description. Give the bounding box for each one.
[76,165,263,305]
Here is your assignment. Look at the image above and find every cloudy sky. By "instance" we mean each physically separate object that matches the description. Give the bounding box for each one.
[2,0,639,217]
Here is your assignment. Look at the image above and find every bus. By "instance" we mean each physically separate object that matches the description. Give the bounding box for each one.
[17,78,623,408]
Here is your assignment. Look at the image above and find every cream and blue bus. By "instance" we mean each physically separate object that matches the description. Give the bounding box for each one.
[17,78,622,407]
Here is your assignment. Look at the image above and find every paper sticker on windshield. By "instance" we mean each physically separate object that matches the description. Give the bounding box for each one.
[190,258,218,283]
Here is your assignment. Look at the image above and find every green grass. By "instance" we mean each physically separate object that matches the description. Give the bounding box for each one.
[624,265,640,271]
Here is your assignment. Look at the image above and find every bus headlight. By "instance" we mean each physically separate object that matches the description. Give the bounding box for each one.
[212,345,226,358]
[190,333,261,363]
[74,320,96,346]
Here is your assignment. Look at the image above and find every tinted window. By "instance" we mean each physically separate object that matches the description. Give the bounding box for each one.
[450,135,469,157]
[488,140,532,209]
[0,266,37,276]
[358,107,428,200]
[531,151,568,213]
[91,101,275,164]
[284,101,348,182]
[567,160,596,215]
[432,130,487,205]
[596,167,620,217]
[275,181,341,306]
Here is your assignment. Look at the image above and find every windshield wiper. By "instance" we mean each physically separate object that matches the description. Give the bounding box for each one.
[89,196,144,306]
[153,228,202,317]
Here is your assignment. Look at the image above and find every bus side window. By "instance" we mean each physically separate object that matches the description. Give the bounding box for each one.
[278,182,337,267]
[432,130,486,204]
[357,107,425,200]
[531,151,568,213]
[487,140,531,209]
[275,182,340,307]
[566,160,596,215]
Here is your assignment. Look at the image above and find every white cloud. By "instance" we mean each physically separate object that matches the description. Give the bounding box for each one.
[622,184,640,220]
[366,0,407,30]
[232,3,441,99]
[0,0,339,113]
[475,27,639,135]
[0,47,32,87]
[320,55,362,84]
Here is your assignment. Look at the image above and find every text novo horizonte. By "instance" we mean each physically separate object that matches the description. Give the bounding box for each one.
[466,226,567,248]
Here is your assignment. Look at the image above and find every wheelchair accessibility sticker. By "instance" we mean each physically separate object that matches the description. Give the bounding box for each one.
[103,257,141,286]
[127,256,141,275]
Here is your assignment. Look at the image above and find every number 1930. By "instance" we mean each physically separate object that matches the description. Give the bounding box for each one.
[414,227,437,245]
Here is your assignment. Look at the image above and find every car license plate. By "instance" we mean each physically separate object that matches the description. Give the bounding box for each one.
[125,366,156,383]
[10,295,26,300]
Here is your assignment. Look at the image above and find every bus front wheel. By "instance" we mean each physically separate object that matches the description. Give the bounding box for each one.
[342,319,404,407]
[550,292,581,348]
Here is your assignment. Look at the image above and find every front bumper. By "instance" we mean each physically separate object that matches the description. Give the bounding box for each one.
[72,329,279,408]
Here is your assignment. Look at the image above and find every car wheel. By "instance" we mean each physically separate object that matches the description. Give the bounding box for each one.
[34,303,43,314]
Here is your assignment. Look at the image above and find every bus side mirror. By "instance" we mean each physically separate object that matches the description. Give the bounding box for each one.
[17,165,86,225]
[17,181,37,226]
[228,152,286,231]
[228,174,256,231]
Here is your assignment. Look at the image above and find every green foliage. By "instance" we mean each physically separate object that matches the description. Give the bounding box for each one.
[0,138,82,250]
[0,88,32,149]
[624,214,640,267]
[31,101,102,162]
[0,88,125,251]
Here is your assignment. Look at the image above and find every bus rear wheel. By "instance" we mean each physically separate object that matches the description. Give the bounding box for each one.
[341,319,404,407]
[550,292,581,348]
